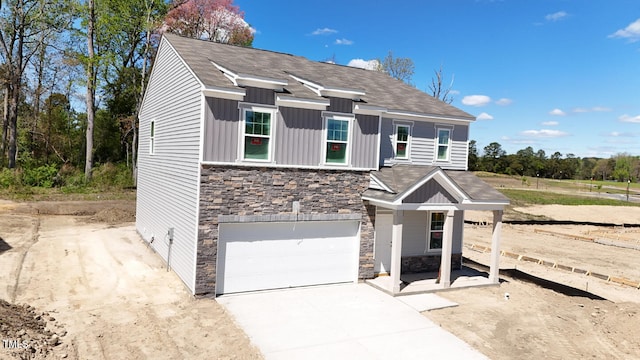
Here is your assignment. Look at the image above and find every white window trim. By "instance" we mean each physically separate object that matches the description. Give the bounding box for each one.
[426,211,445,253]
[393,123,411,160]
[149,120,155,155]
[321,114,353,166]
[435,126,453,162]
[239,105,277,163]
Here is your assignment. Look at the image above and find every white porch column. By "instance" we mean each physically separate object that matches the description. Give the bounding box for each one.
[439,210,455,288]
[489,210,503,284]
[390,210,403,294]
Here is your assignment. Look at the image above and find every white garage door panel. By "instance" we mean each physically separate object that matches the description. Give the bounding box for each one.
[217,221,360,294]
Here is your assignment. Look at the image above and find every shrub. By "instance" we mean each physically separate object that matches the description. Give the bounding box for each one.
[0,168,20,188]
[22,164,59,188]
[91,162,134,190]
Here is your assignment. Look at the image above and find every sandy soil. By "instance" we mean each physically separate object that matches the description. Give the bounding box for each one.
[422,205,640,360]
[3,199,640,360]
[0,200,261,360]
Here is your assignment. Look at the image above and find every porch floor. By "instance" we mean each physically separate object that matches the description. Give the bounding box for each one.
[366,266,497,296]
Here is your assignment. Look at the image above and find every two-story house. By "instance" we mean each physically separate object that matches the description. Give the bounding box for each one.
[136,33,509,297]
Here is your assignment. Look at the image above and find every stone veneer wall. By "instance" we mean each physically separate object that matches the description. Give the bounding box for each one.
[195,165,375,296]
[401,253,462,273]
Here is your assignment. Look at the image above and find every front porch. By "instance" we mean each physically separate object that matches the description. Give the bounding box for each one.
[363,165,510,295]
[366,263,495,296]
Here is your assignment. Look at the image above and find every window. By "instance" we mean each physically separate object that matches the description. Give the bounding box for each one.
[428,212,445,251]
[243,108,273,161]
[149,120,155,155]
[325,117,350,164]
[395,125,410,159]
[436,128,451,161]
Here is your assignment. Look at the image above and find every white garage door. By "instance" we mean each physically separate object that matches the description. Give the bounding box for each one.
[216,221,360,295]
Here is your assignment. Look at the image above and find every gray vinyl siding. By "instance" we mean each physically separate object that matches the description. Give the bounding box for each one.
[203,104,377,169]
[274,107,323,166]
[403,180,457,204]
[351,114,379,169]
[203,97,240,162]
[136,37,202,294]
[380,118,469,170]
[401,210,463,256]
[328,97,352,113]
[245,87,275,105]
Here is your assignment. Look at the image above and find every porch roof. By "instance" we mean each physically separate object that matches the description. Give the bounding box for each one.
[363,165,509,207]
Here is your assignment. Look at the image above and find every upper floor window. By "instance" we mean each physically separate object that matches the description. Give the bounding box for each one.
[427,212,445,251]
[325,116,351,164]
[436,128,451,161]
[242,107,274,161]
[149,120,155,155]
[394,124,410,159]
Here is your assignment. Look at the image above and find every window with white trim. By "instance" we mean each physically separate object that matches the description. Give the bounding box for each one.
[427,212,445,251]
[325,117,350,164]
[242,107,274,161]
[394,124,410,159]
[149,120,155,155]
[436,128,451,161]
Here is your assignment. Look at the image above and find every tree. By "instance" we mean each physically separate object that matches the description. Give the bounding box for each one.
[0,0,72,168]
[379,51,414,85]
[482,142,506,173]
[468,140,478,171]
[163,0,253,46]
[428,65,454,104]
[613,153,633,182]
[84,0,96,180]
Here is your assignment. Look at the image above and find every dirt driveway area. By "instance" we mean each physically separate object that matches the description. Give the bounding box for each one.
[0,200,261,360]
[424,205,640,360]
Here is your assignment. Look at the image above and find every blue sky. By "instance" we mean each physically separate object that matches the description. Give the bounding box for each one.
[235,0,640,158]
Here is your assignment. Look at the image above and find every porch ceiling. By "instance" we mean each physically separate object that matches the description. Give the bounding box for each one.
[363,165,510,208]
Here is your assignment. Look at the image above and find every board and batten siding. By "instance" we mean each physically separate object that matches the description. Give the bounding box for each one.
[203,97,240,162]
[351,114,379,169]
[136,37,203,294]
[274,107,323,166]
[203,104,379,169]
[380,118,469,170]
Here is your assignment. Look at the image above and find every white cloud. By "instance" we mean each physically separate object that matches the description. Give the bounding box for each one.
[476,112,494,120]
[335,38,353,45]
[495,98,513,106]
[347,59,380,70]
[462,95,491,106]
[607,131,637,137]
[545,11,568,22]
[549,108,566,116]
[312,28,337,35]
[521,129,569,138]
[620,114,640,123]
[573,106,612,113]
[542,121,559,126]
[609,18,640,42]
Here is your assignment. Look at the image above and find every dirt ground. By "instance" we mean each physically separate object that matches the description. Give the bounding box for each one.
[0,200,261,360]
[3,199,640,360]
[423,205,640,360]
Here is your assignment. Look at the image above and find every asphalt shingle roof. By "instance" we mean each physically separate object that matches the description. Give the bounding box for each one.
[364,164,509,203]
[163,33,475,120]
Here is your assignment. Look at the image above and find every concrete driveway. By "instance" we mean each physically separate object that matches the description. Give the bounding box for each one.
[217,283,487,360]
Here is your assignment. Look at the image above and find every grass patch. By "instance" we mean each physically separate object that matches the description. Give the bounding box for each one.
[499,189,640,207]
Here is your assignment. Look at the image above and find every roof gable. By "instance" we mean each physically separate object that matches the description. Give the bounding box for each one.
[362,165,510,208]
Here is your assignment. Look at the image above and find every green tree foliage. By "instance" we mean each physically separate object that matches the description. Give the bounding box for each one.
[470,142,640,184]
